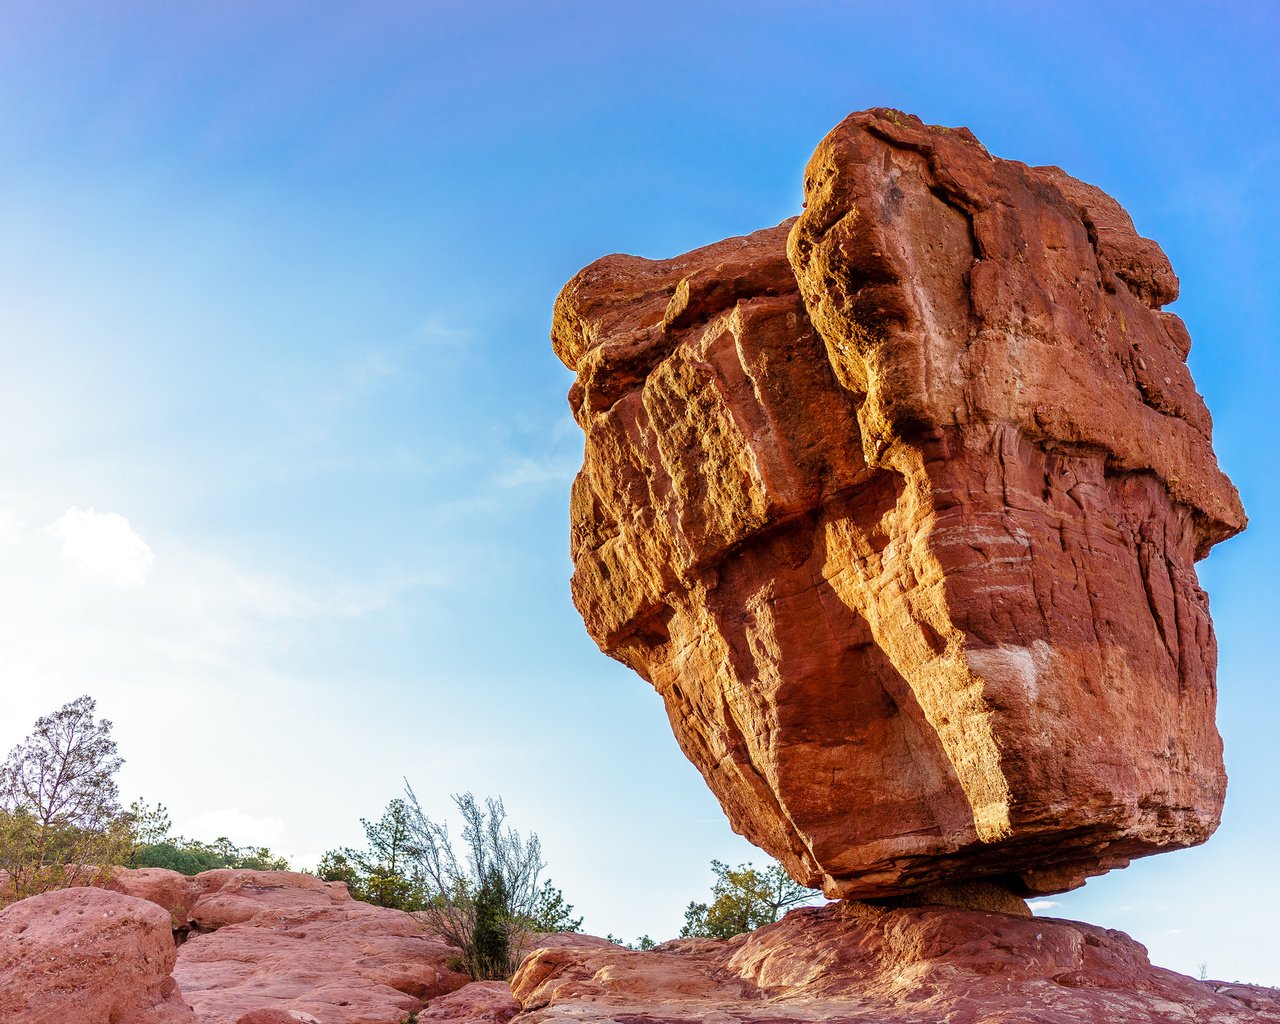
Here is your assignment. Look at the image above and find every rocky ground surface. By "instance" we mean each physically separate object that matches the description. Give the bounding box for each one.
[2,869,1278,1023]
[102,867,471,1023]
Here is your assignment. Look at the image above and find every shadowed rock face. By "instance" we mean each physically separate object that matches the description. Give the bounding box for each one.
[554,109,1245,899]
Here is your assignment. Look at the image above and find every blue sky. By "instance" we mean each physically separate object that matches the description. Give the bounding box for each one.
[0,0,1276,984]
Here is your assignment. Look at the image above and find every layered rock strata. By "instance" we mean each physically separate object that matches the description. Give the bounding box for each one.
[555,108,1246,898]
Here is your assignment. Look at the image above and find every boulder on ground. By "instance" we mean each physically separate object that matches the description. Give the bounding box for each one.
[0,886,195,1024]
[417,980,521,1023]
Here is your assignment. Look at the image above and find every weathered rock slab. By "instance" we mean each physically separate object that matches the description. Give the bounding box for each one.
[556,107,1246,898]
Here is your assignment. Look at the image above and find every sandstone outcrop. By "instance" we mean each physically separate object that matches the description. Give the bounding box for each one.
[512,903,1280,1023]
[555,108,1246,898]
[0,887,196,1024]
[97,867,471,1024]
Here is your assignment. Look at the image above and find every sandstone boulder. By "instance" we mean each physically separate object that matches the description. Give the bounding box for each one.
[555,107,1245,898]
[99,866,203,929]
[0,887,196,1024]
[512,903,1280,1023]
[416,980,521,1023]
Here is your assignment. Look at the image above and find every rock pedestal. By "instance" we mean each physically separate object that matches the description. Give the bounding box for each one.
[511,904,1280,1023]
[555,108,1245,898]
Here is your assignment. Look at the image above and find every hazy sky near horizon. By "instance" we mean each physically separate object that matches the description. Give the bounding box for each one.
[1,0,1276,984]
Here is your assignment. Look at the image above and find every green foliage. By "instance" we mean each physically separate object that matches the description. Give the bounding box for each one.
[0,697,135,905]
[471,866,511,980]
[525,877,582,933]
[316,798,427,911]
[128,799,172,852]
[606,933,656,950]
[679,859,817,940]
[131,835,289,874]
[316,848,361,887]
[402,786,572,980]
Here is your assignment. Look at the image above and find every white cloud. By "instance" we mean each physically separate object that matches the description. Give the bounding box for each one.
[1028,899,1061,913]
[49,506,154,586]
[177,807,287,848]
[0,510,23,544]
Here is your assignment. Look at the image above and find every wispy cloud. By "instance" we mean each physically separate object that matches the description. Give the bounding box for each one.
[417,319,471,350]
[1027,899,1060,913]
[231,566,447,620]
[493,454,580,489]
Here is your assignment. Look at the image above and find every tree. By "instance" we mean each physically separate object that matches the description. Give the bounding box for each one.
[402,786,567,980]
[316,798,426,910]
[0,696,133,903]
[679,859,817,939]
[471,866,511,979]
[605,933,656,950]
[526,877,583,933]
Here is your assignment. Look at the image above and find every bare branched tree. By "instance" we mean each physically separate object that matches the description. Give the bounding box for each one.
[402,784,547,979]
[0,696,133,904]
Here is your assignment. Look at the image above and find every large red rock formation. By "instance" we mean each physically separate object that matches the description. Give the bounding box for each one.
[511,903,1280,1023]
[0,887,196,1024]
[555,108,1246,898]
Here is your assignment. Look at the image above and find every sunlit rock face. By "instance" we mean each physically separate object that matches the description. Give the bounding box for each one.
[554,108,1245,899]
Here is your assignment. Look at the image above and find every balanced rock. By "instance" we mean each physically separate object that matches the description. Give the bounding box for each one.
[555,108,1245,898]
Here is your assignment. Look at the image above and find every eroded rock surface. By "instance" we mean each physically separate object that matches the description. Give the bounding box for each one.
[416,980,521,1023]
[0,887,196,1024]
[556,108,1246,898]
[512,903,1280,1024]
[97,867,470,1024]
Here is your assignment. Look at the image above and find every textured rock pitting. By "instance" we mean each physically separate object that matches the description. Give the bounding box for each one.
[0,887,196,1024]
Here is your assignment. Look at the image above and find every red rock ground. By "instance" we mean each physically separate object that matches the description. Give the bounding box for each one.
[5,870,1276,1023]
